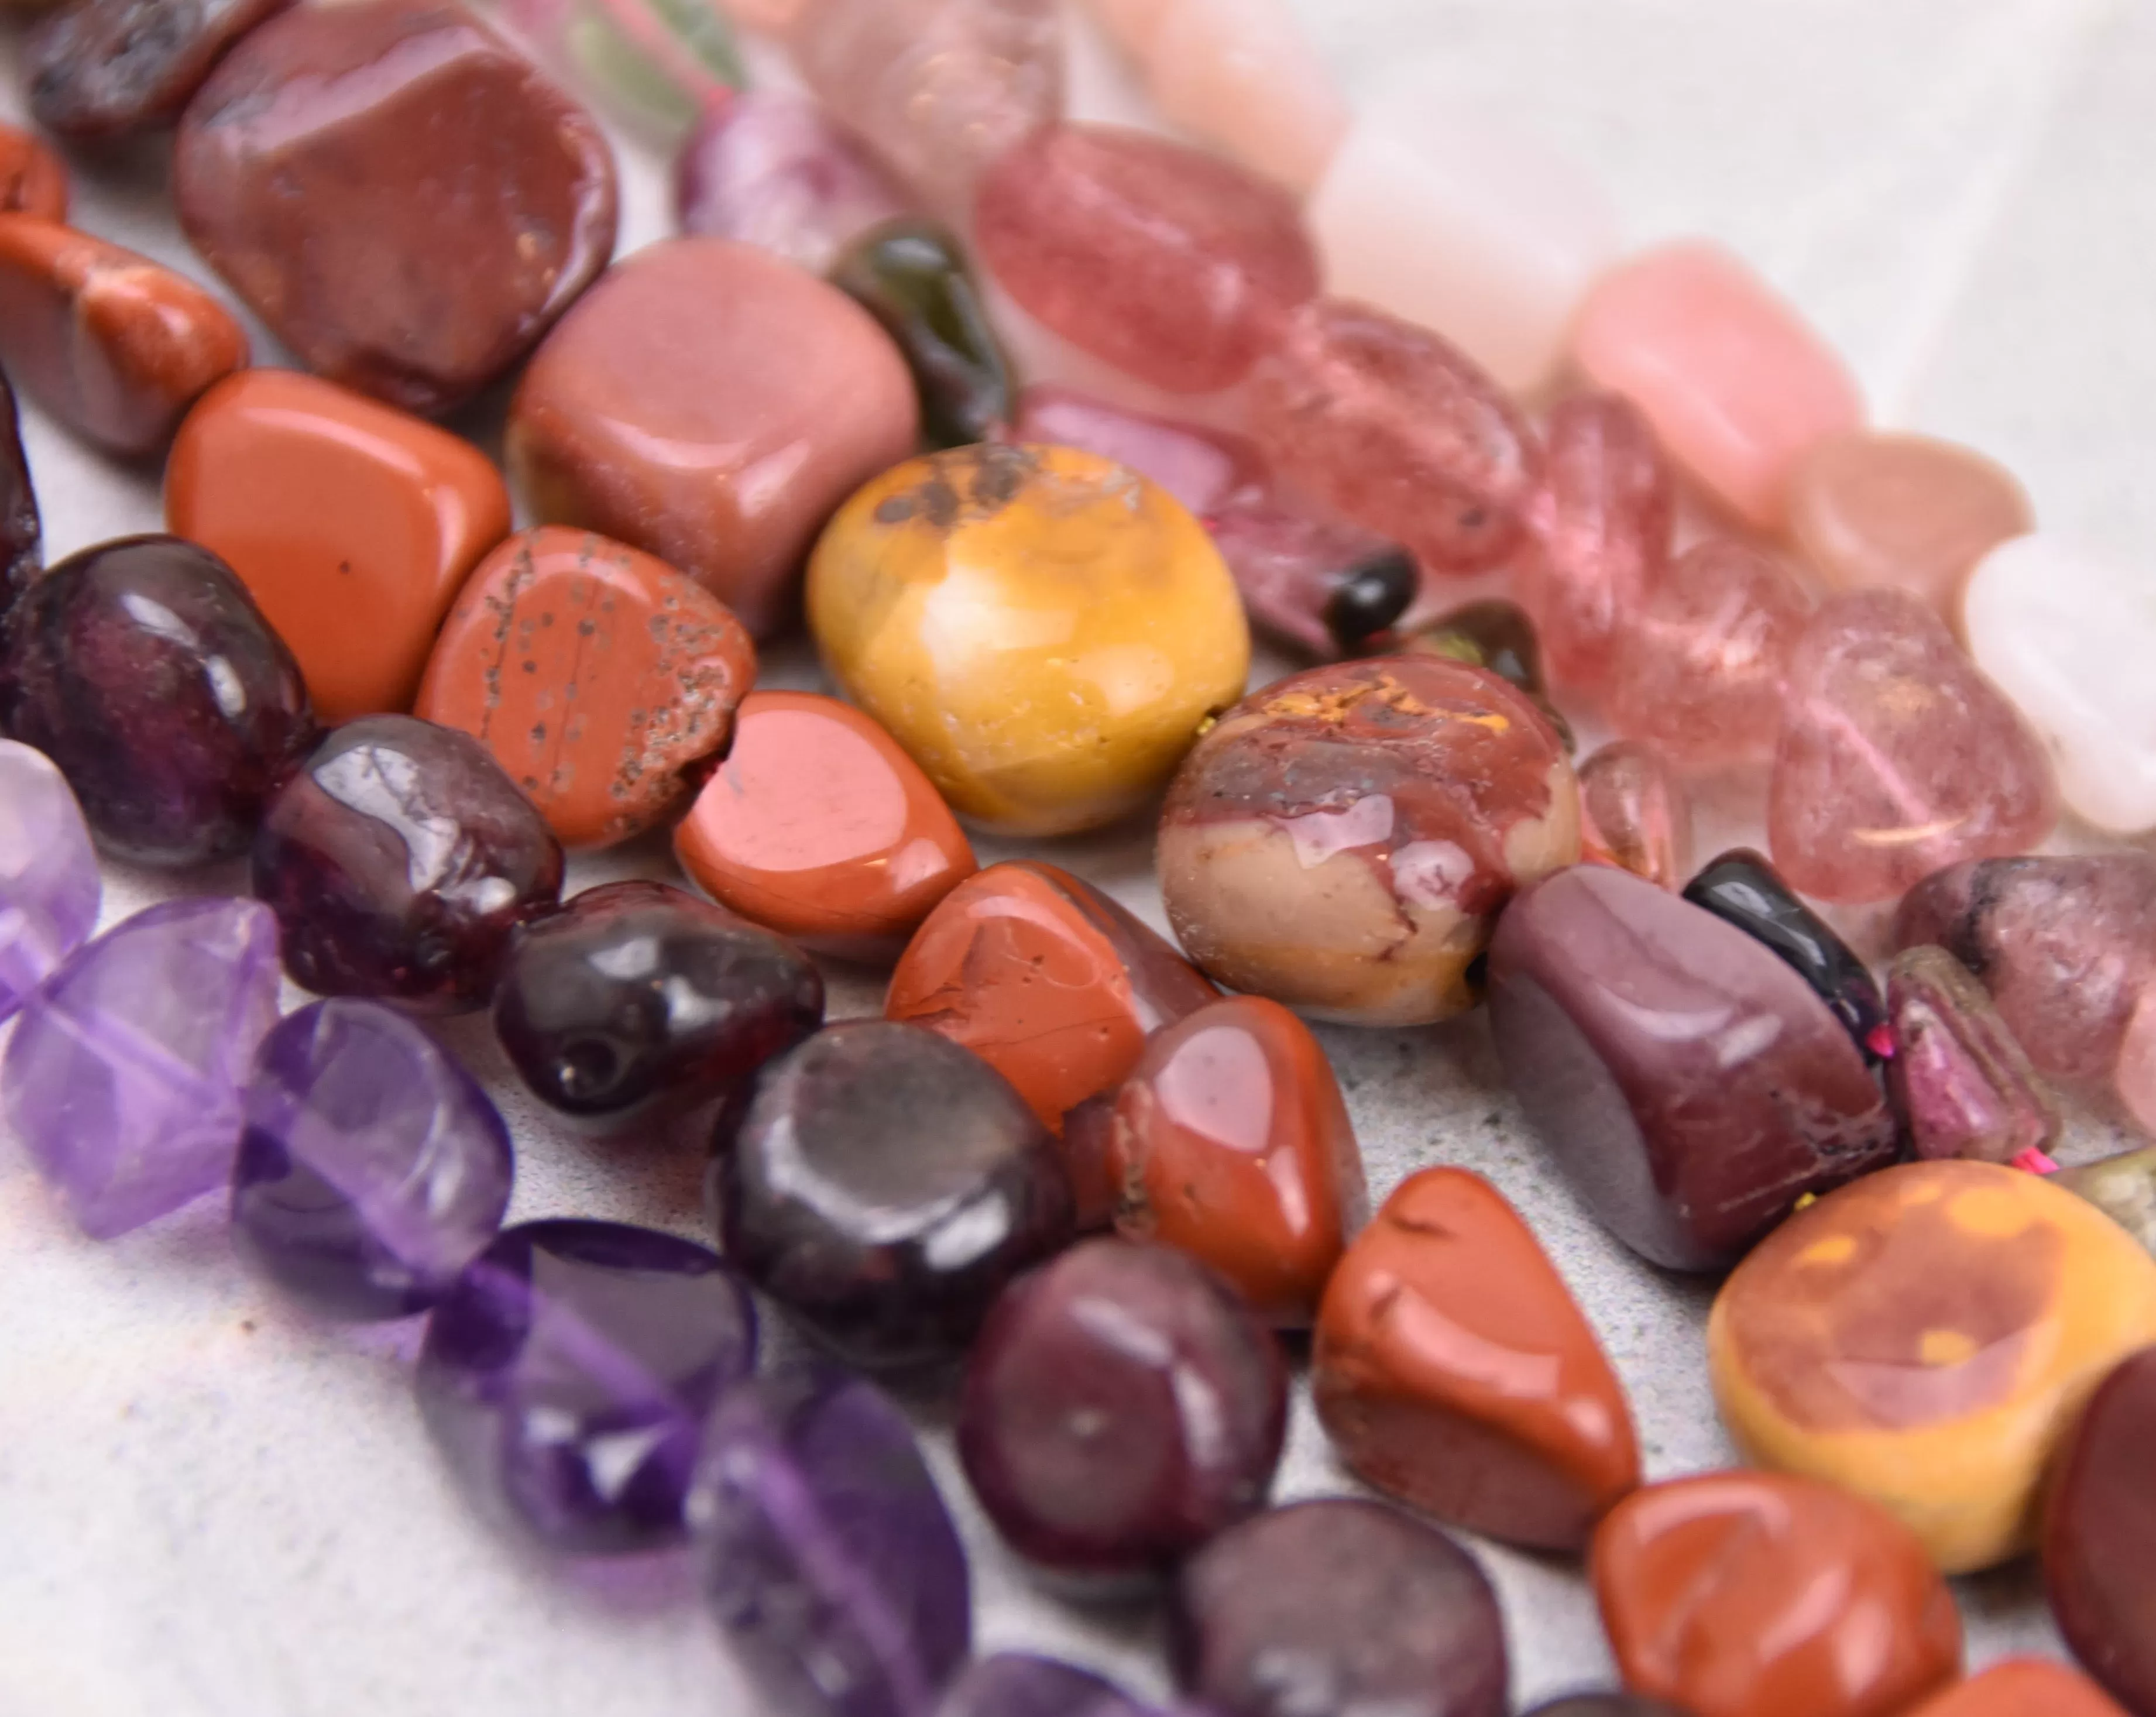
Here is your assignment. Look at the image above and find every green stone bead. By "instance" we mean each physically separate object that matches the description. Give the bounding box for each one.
[832,219,1013,450]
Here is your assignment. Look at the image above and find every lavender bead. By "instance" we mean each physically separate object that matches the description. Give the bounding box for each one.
[417,1219,756,1554]
[939,1655,1163,1717]
[0,739,98,1021]
[3,898,280,1238]
[233,1000,513,1318]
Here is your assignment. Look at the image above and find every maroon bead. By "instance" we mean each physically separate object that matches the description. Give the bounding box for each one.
[28,0,295,139]
[2044,1345,2156,1717]
[0,369,39,617]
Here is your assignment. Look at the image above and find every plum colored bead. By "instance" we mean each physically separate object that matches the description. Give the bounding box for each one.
[1570,241,1865,528]
[252,716,565,1014]
[493,880,822,1127]
[1886,945,2058,1164]
[233,998,513,1318]
[27,0,293,139]
[1128,0,1346,195]
[0,739,99,1022]
[419,1218,756,1553]
[1,536,314,867]
[0,122,68,220]
[1770,589,2059,904]
[691,1368,971,1717]
[1578,742,1691,891]
[2,898,280,1239]
[959,1238,1287,1575]
[2052,1148,2156,1259]
[712,1021,1076,1368]
[833,219,1012,448]
[976,125,1319,396]
[1172,1499,1508,1717]
[941,1654,1162,1717]
[1910,1663,2134,1717]
[1402,599,1573,748]
[1205,496,1418,659]
[2045,1347,2156,1717]
[1007,386,1262,517]
[0,368,39,614]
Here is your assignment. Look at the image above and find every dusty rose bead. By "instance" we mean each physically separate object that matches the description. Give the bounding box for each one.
[1007,386,1262,516]
[1578,742,1691,891]
[1886,944,2058,1165]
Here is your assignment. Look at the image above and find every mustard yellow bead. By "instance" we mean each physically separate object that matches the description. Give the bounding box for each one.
[807,443,1251,836]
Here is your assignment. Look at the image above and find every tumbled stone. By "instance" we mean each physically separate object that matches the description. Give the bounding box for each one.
[1908,1661,2134,1717]
[940,1654,1163,1717]
[490,0,741,142]
[833,219,1012,448]
[1522,1701,1687,1717]
[1007,385,1261,517]
[2052,1148,2156,1259]
[0,122,68,219]
[1206,497,1419,660]
[1578,742,1690,891]
[0,369,38,613]
[2044,1347,2156,1717]
[28,0,293,139]
[1887,945,2058,1163]
[0,740,98,1022]
[1401,599,1573,748]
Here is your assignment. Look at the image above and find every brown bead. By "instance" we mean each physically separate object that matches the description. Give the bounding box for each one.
[1906,1662,2133,1717]
[174,0,617,415]
[1108,994,1368,1327]
[166,369,510,721]
[0,215,246,455]
[509,238,917,637]
[2044,1346,2156,1717]
[0,123,67,220]
[416,527,756,849]
[1593,1471,1963,1717]
[1315,1167,1639,1551]
[674,690,976,962]
[28,0,294,140]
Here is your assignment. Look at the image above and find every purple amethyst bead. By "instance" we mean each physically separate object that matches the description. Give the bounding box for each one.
[0,738,99,1021]
[689,1368,971,1717]
[233,999,514,1319]
[2,897,280,1238]
[939,1654,1164,1717]
[417,1218,756,1554]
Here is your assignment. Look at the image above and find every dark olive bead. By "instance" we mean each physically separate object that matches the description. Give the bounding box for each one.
[832,218,1012,448]
[0,370,39,617]
[1321,547,1417,651]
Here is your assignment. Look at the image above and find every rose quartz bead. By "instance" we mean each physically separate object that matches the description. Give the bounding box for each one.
[1008,386,1261,517]
[1083,0,1169,57]
[1578,742,1692,891]
[1570,242,1865,529]
[1141,0,1348,195]
[1605,540,1811,772]
[1770,589,2059,904]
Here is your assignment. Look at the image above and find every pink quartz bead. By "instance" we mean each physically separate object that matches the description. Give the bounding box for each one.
[1578,741,1692,891]
[1887,943,2059,1165]
[1008,386,1261,516]
[1142,0,1348,195]
[1570,241,1865,529]
[1082,0,1168,57]
[976,125,1319,396]
[1605,539,1810,772]
[1769,589,2059,904]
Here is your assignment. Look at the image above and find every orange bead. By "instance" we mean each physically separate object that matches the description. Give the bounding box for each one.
[1905,1662,2131,1717]
[0,123,66,220]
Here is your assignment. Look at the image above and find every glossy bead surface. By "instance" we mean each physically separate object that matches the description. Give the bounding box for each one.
[1,536,314,867]
[833,219,1012,449]
[1887,945,2058,1163]
[1128,0,1346,194]
[1402,599,1572,747]
[1007,386,1260,518]
[252,716,564,1013]
[2053,1148,2156,1258]
[1523,1701,1687,1717]
[1908,1662,2134,1717]
[2045,1347,2156,1717]
[1708,1160,2156,1572]
[1159,657,1580,1027]
[0,122,67,219]
[1206,497,1417,660]
[233,998,513,1318]
[1578,742,1691,891]
[940,1654,1162,1717]
[0,740,99,1022]
[0,368,39,613]
[418,1219,756,1553]
[27,0,293,138]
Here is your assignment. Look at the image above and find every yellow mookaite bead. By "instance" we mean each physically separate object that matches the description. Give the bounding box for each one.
[1708,1159,2156,1574]
[808,442,1251,836]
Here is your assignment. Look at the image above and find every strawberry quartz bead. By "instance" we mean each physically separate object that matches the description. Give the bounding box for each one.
[1577,742,1691,891]
[1886,945,2059,1165]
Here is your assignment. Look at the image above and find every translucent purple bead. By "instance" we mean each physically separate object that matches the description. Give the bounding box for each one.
[417,1219,757,1554]
[3,897,280,1238]
[233,999,514,1319]
[939,1654,1165,1717]
[0,738,98,1021]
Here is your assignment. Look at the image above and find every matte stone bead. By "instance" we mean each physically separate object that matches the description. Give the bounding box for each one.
[418,1218,756,1553]
[1592,1471,1962,1717]
[1401,599,1573,749]
[833,219,1012,449]
[1708,1161,2156,1572]
[940,1654,1162,1717]
[958,1238,1288,1575]
[492,880,822,1126]
[0,739,99,1022]
[176,0,619,415]
[1314,1167,1640,1551]
[1206,496,1418,660]
[0,535,314,867]
[2052,1149,2156,1259]
[1487,864,1898,1272]
[252,715,565,1013]
[2,898,280,1239]
[1911,1663,2135,1717]
[1578,742,1691,891]
[691,1368,971,1717]
[0,368,39,614]
[27,0,294,138]
[1886,945,2058,1164]
[1172,1499,1508,1717]
[232,998,513,1318]
[0,122,68,219]
[1007,386,1261,518]
[712,1020,1076,1368]
[2045,1347,2156,1717]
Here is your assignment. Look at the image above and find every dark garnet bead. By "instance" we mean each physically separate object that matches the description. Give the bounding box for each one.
[1321,547,1417,651]
[0,370,38,616]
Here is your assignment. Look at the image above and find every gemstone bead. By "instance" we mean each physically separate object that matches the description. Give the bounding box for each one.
[1578,742,1691,891]
[252,716,565,1013]
[0,368,39,614]
[1,536,315,867]
[1592,1472,1962,1717]
[3,898,280,1239]
[176,0,618,414]
[166,370,512,722]
[1314,1166,1640,1551]
[809,443,1250,836]
[712,1021,1075,1368]
[2052,1149,2156,1259]
[1401,599,1573,748]
[1523,1701,1688,1717]
[833,219,1012,449]
[232,998,513,1319]
[1172,1499,1508,1717]
[1908,1663,2134,1717]
[958,1238,1287,1575]
[0,122,67,219]
[2044,1347,2156,1717]
[1708,1160,2156,1572]
[1886,945,2058,1163]
[941,1654,1162,1717]
[27,0,293,138]
[1769,589,2059,902]
[0,740,98,1022]
[1206,497,1419,660]
[488,0,743,142]
[1488,864,1898,1272]
[1159,657,1581,1026]
[1007,386,1261,518]
[418,1219,756,1554]
[493,880,822,1127]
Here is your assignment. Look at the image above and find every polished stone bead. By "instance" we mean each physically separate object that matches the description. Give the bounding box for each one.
[1172,1499,1507,1717]
[1206,497,1418,660]
[1007,386,1261,518]
[1107,995,1367,1326]
[252,716,564,1013]
[167,370,512,723]
[1159,657,1581,1026]
[1401,599,1572,748]
[493,880,821,1126]
[1770,589,2059,902]
[1488,865,1898,1272]
[3,898,280,1239]
[0,740,98,1022]
[712,1020,1076,1368]
[959,1238,1286,1575]
[489,0,742,142]
[1887,945,2058,1163]
[1,536,314,867]
[940,1654,1162,1717]
[1578,742,1690,891]
[1522,1700,1688,1717]
[1908,1663,2134,1717]
[1708,1160,2156,1572]
[419,1218,756,1554]
[2052,1148,2156,1259]
[691,1368,971,1717]
[176,0,618,415]
[833,219,1012,449]
[1592,1472,1962,1717]
[809,443,1250,835]
[0,368,39,615]
[233,998,513,1318]
[0,121,69,219]
[27,0,293,138]
[2044,1347,2156,1717]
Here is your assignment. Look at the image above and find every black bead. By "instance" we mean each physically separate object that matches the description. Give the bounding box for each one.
[1321,548,1418,651]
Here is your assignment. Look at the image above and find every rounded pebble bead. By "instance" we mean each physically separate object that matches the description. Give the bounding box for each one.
[1886,944,2059,1164]
[1008,385,1262,518]
[0,367,41,613]
[0,739,99,1022]
[1204,496,1417,660]
[1908,1661,2134,1717]
[27,0,293,139]
[1522,1701,1689,1717]
[941,1653,1165,1717]
[2044,1347,2156,1717]
[832,218,1013,449]
[1403,599,1573,747]
[1577,741,1691,891]
[0,120,68,219]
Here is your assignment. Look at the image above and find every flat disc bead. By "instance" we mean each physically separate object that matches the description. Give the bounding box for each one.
[0,739,99,1021]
